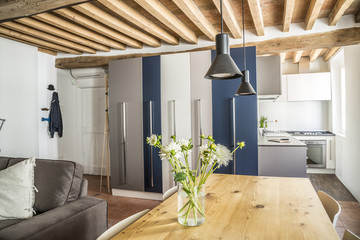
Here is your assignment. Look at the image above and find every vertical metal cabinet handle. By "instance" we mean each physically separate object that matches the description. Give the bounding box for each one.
[329,139,332,161]
[122,102,127,184]
[149,101,154,188]
[172,100,176,136]
[198,99,203,145]
[232,98,236,175]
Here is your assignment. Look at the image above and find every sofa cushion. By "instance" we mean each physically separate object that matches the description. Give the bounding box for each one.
[0,219,24,231]
[7,158,84,213]
[0,157,36,220]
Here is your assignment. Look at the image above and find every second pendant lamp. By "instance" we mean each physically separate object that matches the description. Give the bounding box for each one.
[204,0,242,80]
[235,0,256,95]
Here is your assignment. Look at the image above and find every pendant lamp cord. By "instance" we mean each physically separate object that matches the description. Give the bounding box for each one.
[220,0,223,33]
[242,0,246,70]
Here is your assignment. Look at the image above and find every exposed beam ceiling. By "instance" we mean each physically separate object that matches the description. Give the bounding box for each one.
[55,27,360,69]
[1,0,359,58]
[0,21,95,53]
[293,50,303,63]
[55,8,142,49]
[211,0,242,39]
[329,0,354,25]
[305,0,325,30]
[247,0,265,36]
[323,47,341,61]
[280,52,286,64]
[73,3,159,47]
[309,49,323,61]
[134,0,198,44]
[34,13,125,50]
[283,0,296,32]
[0,25,81,54]
[0,0,93,22]
[98,0,178,45]
[172,0,217,41]
[355,8,360,22]
[16,17,110,52]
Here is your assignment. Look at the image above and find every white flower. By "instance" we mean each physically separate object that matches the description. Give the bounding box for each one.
[214,144,233,167]
[159,141,182,161]
[147,134,158,146]
[178,139,189,148]
[199,144,215,164]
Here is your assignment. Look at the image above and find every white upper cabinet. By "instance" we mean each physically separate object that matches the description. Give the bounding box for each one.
[286,72,332,101]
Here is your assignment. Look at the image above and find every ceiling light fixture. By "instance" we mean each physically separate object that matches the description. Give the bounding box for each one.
[235,0,256,95]
[204,0,242,80]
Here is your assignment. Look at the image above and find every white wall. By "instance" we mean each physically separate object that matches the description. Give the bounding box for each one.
[331,45,360,201]
[38,52,59,159]
[258,58,330,131]
[0,37,60,159]
[259,101,329,131]
[0,37,39,157]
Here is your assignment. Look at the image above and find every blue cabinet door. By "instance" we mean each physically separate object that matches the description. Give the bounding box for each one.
[212,47,258,175]
[143,56,163,192]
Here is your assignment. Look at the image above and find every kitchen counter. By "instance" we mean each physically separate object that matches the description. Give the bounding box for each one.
[258,135,306,147]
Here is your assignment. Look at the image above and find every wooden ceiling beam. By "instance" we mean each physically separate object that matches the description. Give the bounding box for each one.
[355,8,360,23]
[134,0,198,43]
[211,0,242,38]
[16,17,110,52]
[282,0,295,32]
[98,0,177,45]
[329,0,354,26]
[0,33,59,53]
[56,8,142,49]
[38,47,57,56]
[34,13,125,50]
[309,48,323,61]
[293,50,303,63]
[280,52,286,64]
[0,0,93,22]
[74,3,159,47]
[0,26,82,54]
[247,0,265,36]
[55,27,360,69]
[323,47,341,61]
[172,0,217,41]
[1,21,95,53]
[305,0,325,30]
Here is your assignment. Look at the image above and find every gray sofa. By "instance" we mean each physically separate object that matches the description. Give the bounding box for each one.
[0,157,107,240]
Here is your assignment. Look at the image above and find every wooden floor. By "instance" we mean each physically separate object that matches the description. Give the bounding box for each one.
[308,174,360,238]
[85,174,360,238]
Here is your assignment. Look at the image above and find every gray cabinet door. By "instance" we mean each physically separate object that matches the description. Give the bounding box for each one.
[109,58,144,191]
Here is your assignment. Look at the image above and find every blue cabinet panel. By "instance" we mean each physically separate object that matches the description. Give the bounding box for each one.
[212,47,258,175]
[143,56,162,193]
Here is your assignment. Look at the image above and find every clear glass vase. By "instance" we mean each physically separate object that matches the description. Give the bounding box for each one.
[177,183,205,226]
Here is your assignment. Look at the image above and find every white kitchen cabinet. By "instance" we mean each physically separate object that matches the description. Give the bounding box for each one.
[286,72,331,101]
[275,75,288,102]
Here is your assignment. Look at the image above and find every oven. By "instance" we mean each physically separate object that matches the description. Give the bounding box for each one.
[301,140,327,168]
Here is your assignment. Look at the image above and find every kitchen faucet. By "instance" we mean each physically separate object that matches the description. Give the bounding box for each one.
[262,120,278,136]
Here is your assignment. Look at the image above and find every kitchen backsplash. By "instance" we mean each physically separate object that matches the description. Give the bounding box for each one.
[258,101,329,131]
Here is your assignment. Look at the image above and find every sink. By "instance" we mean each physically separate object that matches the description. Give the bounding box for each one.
[264,131,290,137]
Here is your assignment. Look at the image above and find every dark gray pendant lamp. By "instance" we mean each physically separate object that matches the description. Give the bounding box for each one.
[235,0,256,95]
[204,0,242,80]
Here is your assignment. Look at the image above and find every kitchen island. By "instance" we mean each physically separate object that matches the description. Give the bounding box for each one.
[258,134,307,178]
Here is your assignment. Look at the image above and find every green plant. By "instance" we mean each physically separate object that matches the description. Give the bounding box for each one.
[260,116,268,128]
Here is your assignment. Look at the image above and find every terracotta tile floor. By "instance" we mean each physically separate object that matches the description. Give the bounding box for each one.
[85,174,360,238]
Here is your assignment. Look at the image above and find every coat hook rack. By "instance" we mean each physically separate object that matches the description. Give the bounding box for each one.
[47,84,55,91]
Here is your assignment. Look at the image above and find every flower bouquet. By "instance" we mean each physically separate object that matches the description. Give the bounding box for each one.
[147,134,245,226]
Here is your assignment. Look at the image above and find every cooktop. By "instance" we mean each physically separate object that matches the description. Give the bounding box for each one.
[286,131,335,136]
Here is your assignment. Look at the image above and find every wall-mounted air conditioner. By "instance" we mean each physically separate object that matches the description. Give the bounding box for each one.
[70,68,105,88]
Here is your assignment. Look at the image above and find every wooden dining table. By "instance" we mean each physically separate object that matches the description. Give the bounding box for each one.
[112,174,340,240]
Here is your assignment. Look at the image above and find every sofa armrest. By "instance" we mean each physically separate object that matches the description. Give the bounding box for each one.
[0,196,107,240]
[79,178,88,197]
